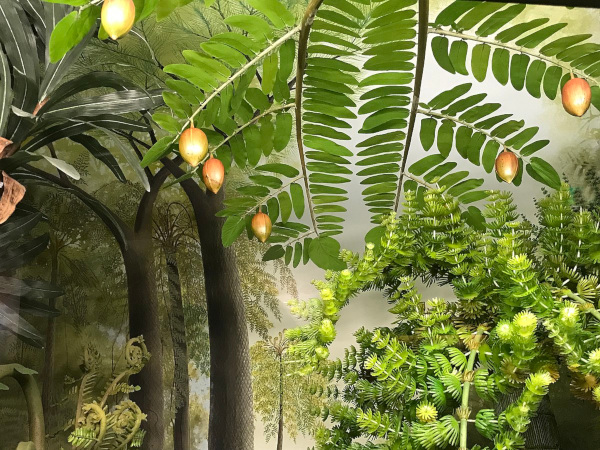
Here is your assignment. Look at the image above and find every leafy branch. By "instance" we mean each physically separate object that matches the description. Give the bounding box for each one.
[417,108,522,156]
[429,27,599,86]
[295,0,326,236]
[172,23,302,143]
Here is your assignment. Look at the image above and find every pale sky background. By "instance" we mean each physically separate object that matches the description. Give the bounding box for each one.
[188,2,600,449]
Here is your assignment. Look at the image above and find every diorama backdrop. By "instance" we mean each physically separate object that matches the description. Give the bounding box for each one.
[0,0,599,449]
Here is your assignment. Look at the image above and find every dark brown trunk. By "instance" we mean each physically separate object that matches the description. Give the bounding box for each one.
[162,159,254,450]
[124,239,165,450]
[165,248,190,450]
[276,353,284,450]
[41,248,58,427]
[196,190,254,450]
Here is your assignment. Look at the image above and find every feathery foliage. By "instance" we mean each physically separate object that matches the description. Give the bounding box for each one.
[137,0,599,270]
[287,184,600,448]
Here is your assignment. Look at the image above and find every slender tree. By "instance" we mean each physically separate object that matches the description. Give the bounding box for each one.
[154,201,196,450]
[251,332,324,450]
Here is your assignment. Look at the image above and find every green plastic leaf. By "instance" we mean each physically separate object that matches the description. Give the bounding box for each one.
[471,44,491,82]
[274,112,293,151]
[437,120,455,157]
[492,48,509,85]
[526,157,560,189]
[262,52,278,94]
[428,83,472,109]
[278,40,295,81]
[259,116,274,157]
[293,242,302,267]
[431,36,455,74]
[525,60,546,98]
[284,245,293,265]
[476,4,526,37]
[152,113,181,133]
[516,23,567,48]
[420,118,437,151]
[482,140,500,173]
[278,191,292,222]
[222,216,246,246]
[449,40,468,75]
[49,6,100,63]
[257,163,299,178]
[409,154,446,176]
[540,34,592,56]
[510,53,530,91]
[140,136,174,168]
[225,15,273,43]
[435,1,476,27]
[263,245,285,261]
[290,183,305,218]
[496,18,549,43]
[246,0,295,28]
[542,66,562,100]
[456,2,505,31]
[308,236,346,270]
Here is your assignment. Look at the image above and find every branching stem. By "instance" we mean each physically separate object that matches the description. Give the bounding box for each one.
[565,290,600,321]
[211,103,293,154]
[417,108,528,160]
[175,24,301,142]
[459,333,483,450]
[401,171,438,190]
[428,27,599,86]
[243,174,304,215]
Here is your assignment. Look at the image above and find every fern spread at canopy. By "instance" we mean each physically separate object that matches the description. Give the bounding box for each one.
[286,184,600,449]
[142,0,598,270]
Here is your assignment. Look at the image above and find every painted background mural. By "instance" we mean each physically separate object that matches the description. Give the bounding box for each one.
[0,0,600,449]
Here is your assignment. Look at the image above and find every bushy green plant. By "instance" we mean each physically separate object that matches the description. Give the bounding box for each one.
[287,184,600,449]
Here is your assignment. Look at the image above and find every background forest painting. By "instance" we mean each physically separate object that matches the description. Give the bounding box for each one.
[1,0,600,449]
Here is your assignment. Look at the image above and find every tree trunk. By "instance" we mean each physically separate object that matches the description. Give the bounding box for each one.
[195,190,254,450]
[163,159,254,450]
[41,248,58,427]
[165,247,190,450]
[124,238,165,450]
[276,354,284,450]
[18,164,174,448]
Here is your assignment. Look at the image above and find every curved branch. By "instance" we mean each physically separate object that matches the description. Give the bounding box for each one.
[134,157,182,235]
[295,0,326,235]
[429,27,599,86]
[13,165,131,251]
[0,364,45,450]
[395,0,430,212]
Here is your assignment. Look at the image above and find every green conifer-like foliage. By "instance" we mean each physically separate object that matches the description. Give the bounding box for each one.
[287,184,600,449]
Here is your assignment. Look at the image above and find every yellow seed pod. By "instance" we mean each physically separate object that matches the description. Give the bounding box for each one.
[101,0,136,40]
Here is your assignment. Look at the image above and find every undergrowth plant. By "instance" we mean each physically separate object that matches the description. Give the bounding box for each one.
[287,184,600,449]
[64,336,150,449]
